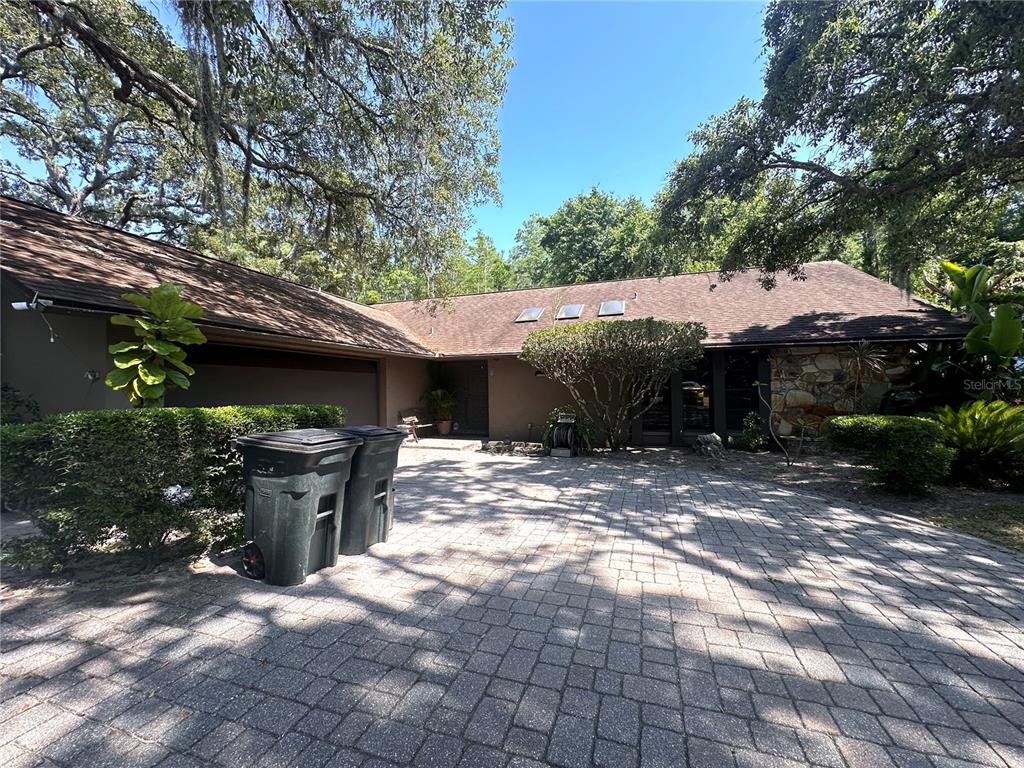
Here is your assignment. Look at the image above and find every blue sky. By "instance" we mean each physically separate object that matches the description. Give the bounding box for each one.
[472,1,767,252]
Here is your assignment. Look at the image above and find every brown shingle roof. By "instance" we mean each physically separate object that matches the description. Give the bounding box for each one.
[376,263,967,356]
[0,196,432,357]
[1,196,966,360]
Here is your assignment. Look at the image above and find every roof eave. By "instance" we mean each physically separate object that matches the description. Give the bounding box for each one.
[429,331,967,359]
[21,296,439,360]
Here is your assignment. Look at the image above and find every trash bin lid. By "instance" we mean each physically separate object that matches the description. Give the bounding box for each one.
[341,425,405,442]
[236,428,363,452]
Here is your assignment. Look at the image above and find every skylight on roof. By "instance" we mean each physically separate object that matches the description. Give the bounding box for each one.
[598,300,625,317]
[556,304,584,320]
[515,307,544,323]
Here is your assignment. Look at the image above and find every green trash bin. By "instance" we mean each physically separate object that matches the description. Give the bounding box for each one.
[236,428,363,586]
[338,426,404,555]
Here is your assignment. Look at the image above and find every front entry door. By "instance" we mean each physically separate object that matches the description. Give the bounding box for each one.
[438,360,489,436]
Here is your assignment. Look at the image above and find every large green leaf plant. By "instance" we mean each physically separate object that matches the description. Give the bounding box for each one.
[104,284,206,407]
[940,261,1023,363]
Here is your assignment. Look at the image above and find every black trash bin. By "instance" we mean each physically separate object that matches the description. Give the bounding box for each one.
[338,426,404,555]
[236,428,363,586]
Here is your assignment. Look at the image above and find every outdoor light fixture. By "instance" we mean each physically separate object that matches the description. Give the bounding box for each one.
[11,292,57,342]
[10,296,53,311]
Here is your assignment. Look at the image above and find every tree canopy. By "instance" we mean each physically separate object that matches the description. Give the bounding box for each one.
[1,1,202,237]
[537,187,659,285]
[3,0,511,281]
[7,0,1021,304]
[454,231,515,294]
[658,0,1024,288]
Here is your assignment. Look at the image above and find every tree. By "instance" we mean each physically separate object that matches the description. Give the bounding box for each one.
[539,188,661,285]
[519,319,706,450]
[357,264,427,305]
[1,1,204,237]
[507,188,715,289]
[827,190,1024,292]
[508,213,551,288]
[455,231,514,294]
[659,1,1024,288]
[5,0,512,281]
[359,230,517,302]
[193,180,387,297]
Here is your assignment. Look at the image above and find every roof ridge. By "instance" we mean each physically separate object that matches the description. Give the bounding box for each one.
[370,261,870,306]
[373,268,730,306]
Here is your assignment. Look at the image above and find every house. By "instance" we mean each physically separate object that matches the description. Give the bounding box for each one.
[0,196,431,425]
[1,197,966,442]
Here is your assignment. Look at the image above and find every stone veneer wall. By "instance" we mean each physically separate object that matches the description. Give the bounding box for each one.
[769,344,912,437]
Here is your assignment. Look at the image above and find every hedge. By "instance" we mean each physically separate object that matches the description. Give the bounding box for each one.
[1,404,346,570]
[824,414,954,494]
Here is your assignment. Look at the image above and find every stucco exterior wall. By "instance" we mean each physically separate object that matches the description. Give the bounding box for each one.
[487,356,571,442]
[769,343,912,437]
[1,295,122,415]
[2,282,383,421]
[380,355,433,426]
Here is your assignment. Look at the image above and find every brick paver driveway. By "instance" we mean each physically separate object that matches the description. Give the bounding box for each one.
[3,449,1024,768]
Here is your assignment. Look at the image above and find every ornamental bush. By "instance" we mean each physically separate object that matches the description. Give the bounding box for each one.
[824,414,953,494]
[932,400,1024,490]
[520,318,706,450]
[105,283,207,407]
[1,404,345,570]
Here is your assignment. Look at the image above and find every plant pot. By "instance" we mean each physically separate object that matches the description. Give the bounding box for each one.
[436,420,452,436]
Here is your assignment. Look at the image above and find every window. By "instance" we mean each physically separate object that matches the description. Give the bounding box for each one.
[515,307,544,323]
[724,351,761,431]
[642,381,671,435]
[555,304,584,320]
[598,300,625,317]
[680,355,712,432]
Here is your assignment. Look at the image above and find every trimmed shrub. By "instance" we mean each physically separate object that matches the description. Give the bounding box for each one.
[1,404,345,570]
[1,383,41,424]
[933,400,1024,489]
[1,420,50,510]
[520,318,706,450]
[730,411,768,452]
[824,415,954,494]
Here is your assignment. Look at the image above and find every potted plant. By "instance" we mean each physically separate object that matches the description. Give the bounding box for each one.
[423,388,456,435]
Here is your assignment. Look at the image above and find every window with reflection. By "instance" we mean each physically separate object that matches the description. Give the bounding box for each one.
[642,381,671,434]
[679,355,712,432]
[724,351,760,431]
